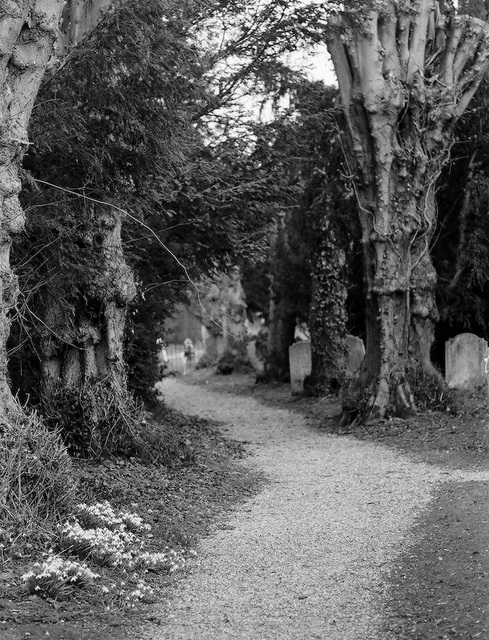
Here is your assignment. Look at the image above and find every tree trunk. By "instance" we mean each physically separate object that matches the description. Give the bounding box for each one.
[306,215,347,394]
[0,1,62,419]
[39,207,137,453]
[265,214,296,380]
[327,1,489,418]
[354,187,441,417]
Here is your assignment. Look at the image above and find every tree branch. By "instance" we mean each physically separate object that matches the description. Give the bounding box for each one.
[406,0,433,81]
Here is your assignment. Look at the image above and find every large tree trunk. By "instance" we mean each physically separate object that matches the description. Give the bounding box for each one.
[355,188,441,417]
[0,1,62,419]
[39,207,137,453]
[327,1,489,418]
[42,208,135,393]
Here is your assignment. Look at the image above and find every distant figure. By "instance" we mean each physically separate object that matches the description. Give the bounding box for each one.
[294,320,310,342]
[183,338,196,374]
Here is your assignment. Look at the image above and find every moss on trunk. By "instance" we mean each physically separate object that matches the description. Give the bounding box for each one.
[306,216,347,395]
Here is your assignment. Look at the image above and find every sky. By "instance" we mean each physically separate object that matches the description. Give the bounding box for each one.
[286,45,337,86]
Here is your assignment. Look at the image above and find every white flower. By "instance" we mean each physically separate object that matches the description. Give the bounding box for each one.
[22,554,99,600]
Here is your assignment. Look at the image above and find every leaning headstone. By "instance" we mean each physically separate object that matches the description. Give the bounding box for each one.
[445,333,488,389]
[289,341,312,393]
[346,335,365,374]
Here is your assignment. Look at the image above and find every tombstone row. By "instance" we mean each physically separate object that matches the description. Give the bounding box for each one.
[289,332,489,393]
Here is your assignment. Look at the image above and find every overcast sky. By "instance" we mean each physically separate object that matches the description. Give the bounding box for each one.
[287,44,337,86]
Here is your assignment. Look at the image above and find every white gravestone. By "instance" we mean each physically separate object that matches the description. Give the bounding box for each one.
[289,341,312,393]
[445,333,489,390]
[289,335,365,393]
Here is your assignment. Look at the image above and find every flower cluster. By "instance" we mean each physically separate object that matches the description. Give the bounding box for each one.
[21,500,195,605]
[119,510,152,533]
[131,548,189,573]
[59,520,136,566]
[22,555,99,600]
[126,580,155,606]
[75,501,151,534]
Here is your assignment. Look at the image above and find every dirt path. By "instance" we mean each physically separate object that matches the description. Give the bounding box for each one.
[142,377,489,640]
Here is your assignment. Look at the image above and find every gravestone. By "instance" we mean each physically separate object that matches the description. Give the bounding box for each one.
[289,341,312,393]
[289,335,366,393]
[346,335,365,374]
[445,333,488,390]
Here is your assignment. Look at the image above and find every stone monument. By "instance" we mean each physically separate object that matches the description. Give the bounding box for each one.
[289,341,312,393]
[445,333,488,390]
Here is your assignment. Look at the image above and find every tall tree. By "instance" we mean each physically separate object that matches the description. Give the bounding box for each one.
[0,0,64,419]
[14,0,207,451]
[326,0,489,418]
[295,84,359,395]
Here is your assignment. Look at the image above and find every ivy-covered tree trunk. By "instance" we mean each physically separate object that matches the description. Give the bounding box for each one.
[39,207,137,452]
[0,0,62,418]
[42,208,135,391]
[327,0,489,418]
[306,215,347,393]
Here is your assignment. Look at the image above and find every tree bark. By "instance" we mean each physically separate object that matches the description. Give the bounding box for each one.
[306,214,347,394]
[265,213,296,381]
[40,206,136,448]
[0,0,62,418]
[327,1,489,418]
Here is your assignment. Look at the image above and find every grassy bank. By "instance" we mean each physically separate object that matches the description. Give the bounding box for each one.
[0,401,264,640]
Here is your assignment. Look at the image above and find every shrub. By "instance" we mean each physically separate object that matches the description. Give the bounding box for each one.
[40,380,147,458]
[130,409,197,466]
[215,350,253,375]
[39,380,196,464]
[0,409,77,538]
[195,352,215,370]
[405,365,452,412]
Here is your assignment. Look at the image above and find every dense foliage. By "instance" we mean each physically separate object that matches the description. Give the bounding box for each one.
[8,0,489,416]
[433,79,489,366]
[241,80,361,382]
[12,0,314,404]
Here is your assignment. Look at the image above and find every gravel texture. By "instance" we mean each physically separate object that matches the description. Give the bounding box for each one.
[141,378,489,640]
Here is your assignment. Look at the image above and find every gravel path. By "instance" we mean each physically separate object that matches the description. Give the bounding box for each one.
[143,378,489,640]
